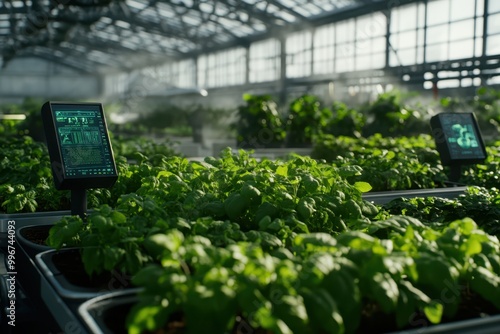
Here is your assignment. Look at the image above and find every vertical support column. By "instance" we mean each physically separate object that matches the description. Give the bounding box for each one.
[245,44,250,85]
[385,8,391,69]
[481,0,489,86]
[278,36,287,105]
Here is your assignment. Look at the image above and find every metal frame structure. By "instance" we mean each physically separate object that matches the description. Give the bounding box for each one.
[0,0,419,72]
[0,0,499,97]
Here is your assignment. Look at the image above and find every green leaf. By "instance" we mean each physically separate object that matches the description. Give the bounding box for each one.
[132,264,165,287]
[102,246,126,271]
[395,284,416,328]
[276,165,288,177]
[369,272,399,313]
[469,266,500,309]
[272,294,309,334]
[322,268,361,332]
[110,210,127,224]
[46,216,84,249]
[126,299,170,334]
[354,181,372,193]
[414,255,460,294]
[143,231,184,259]
[301,287,344,334]
[423,301,443,324]
[385,151,396,160]
[460,238,482,257]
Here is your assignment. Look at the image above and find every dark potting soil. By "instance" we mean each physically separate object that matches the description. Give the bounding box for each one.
[20,225,51,246]
[51,249,132,290]
[99,304,271,334]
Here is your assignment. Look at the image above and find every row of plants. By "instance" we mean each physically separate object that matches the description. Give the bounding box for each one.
[3,87,500,149]
[2,126,499,332]
[41,148,500,333]
[3,129,500,213]
[234,87,500,149]
[312,133,500,190]
[0,134,179,213]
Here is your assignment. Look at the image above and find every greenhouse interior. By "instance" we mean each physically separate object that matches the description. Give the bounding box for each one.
[1,0,500,333]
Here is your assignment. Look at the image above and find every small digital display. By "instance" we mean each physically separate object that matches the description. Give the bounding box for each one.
[42,102,118,190]
[431,112,487,165]
[52,105,115,178]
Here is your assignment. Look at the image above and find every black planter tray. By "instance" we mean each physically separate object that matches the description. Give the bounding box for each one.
[363,186,468,205]
[36,248,133,300]
[14,224,55,309]
[16,224,53,258]
[78,288,142,334]
[389,313,500,334]
[0,210,71,233]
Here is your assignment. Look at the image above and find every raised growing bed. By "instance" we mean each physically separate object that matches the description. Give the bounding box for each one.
[78,288,500,334]
[36,248,134,300]
[3,128,500,333]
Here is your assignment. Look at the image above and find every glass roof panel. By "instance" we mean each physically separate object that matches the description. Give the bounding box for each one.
[0,0,385,72]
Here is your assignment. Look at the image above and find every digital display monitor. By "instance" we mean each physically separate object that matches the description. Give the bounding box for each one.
[42,102,118,190]
[430,112,487,166]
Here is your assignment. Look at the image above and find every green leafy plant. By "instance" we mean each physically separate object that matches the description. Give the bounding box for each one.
[285,94,331,147]
[323,102,365,138]
[362,91,429,137]
[233,94,286,149]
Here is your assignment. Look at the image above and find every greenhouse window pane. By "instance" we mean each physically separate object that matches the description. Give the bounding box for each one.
[197,56,207,87]
[372,37,386,53]
[462,77,473,87]
[427,25,450,44]
[336,20,355,43]
[450,19,475,41]
[488,13,500,35]
[418,28,425,46]
[476,0,484,16]
[489,0,500,13]
[336,57,354,73]
[286,31,312,78]
[486,34,500,55]
[389,54,400,67]
[337,43,355,58]
[356,13,386,40]
[313,55,334,75]
[389,34,400,49]
[417,50,424,64]
[437,79,460,88]
[396,5,417,31]
[390,6,400,32]
[451,0,476,21]
[449,40,474,59]
[399,30,417,49]
[249,38,280,83]
[426,43,449,62]
[397,48,417,66]
[315,24,334,47]
[475,37,483,57]
[418,3,426,28]
[372,53,386,69]
[356,54,372,71]
[476,17,484,37]
[356,39,372,55]
[427,0,450,26]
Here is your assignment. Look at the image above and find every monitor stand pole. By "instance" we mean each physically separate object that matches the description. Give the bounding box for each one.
[71,188,87,220]
[448,165,462,184]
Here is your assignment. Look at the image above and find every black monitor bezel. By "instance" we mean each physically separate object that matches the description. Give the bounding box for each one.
[430,112,487,166]
[41,101,118,190]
